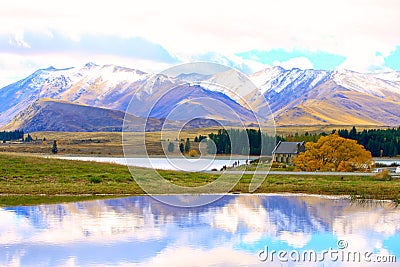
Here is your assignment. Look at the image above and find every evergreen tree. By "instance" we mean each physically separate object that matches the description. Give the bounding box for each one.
[200,126,399,158]
[25,133,33,142]
[349,126,357,140]
[52,140,58,154]
[185,138,190,152]
[389,140,398,157]
[205,128,279,155]
[167,142,174,152]
[0,130,24,141]
[338,129,349,139]
[224,142,230,154]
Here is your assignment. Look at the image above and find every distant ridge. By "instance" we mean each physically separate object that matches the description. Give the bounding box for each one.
[249,67,400,126]
[2,99,161,132]
[0,63,259,129]
[0,63,399,131]
[1,99,232,132]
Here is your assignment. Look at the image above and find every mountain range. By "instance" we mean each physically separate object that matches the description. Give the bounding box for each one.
[251,67,400,125]
[0,63,399,132]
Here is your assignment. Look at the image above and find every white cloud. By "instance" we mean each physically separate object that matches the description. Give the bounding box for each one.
[274,57,314,70]
[2,1,400,54]
[337,52,392,73]
[1,0,400,80]
[0,53,43,87]
[186,52,269,74]
[8,30,30,48]
[135,246,259,267]
[242,59,271,73]
[279,231,312,248]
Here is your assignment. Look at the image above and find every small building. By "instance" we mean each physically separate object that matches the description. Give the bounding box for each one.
[272,141,305,164]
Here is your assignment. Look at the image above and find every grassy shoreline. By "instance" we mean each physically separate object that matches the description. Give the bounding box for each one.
[0,152,399,206]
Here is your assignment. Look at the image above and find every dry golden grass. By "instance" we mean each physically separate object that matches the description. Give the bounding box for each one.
[0,125,389,156]
[374,169,392,181]
[0,129,221,156]
[0,132,124,155]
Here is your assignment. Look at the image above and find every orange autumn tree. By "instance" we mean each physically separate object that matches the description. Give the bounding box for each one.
[293,134,374,172]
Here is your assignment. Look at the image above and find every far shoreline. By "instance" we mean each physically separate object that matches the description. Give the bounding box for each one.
[1,192,396,208]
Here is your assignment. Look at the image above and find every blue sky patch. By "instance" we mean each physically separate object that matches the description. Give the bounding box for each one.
[384,46,400,70]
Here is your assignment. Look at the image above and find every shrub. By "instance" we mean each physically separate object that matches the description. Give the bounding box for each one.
[188,149,199,157]
[374,169,392,181]
[89,176,102,183]
[272,162,286,168]
[285,166,295,171]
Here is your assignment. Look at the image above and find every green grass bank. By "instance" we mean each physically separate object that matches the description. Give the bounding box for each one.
[0,153,399,206]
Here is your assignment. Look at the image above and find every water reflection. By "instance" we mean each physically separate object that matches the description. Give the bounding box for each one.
[1,195,399,266]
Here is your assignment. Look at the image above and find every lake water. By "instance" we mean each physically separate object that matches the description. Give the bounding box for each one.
[1,194,399,266]
[54,157,400,171]
[375,160,400,166]
[55,156,251,171]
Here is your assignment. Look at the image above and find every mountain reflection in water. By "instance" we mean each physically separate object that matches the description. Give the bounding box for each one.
[1,194,399,266]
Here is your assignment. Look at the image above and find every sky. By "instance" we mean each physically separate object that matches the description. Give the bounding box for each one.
[1,0,400,87]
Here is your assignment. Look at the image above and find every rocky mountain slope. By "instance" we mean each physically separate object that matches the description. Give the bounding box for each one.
[0,63,399,131]
[0,63,259,129]
[250,67,400,125]
[0,63,150,126]
[3,99,164,132]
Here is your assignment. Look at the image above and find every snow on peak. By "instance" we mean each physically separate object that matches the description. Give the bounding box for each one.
[250,67,331,94]
[332,70,400,97]
[2,63,152,109]
[374,71,400,83]
[44,66,56,71]
[84,62,98,68]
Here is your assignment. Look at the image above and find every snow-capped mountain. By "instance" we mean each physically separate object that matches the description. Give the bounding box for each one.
[0,63,260,130]
[0,63,400,131]
[333,69,400,99]
[0,63,151,126]
[249,67,400,125]
[250,67,332,112]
